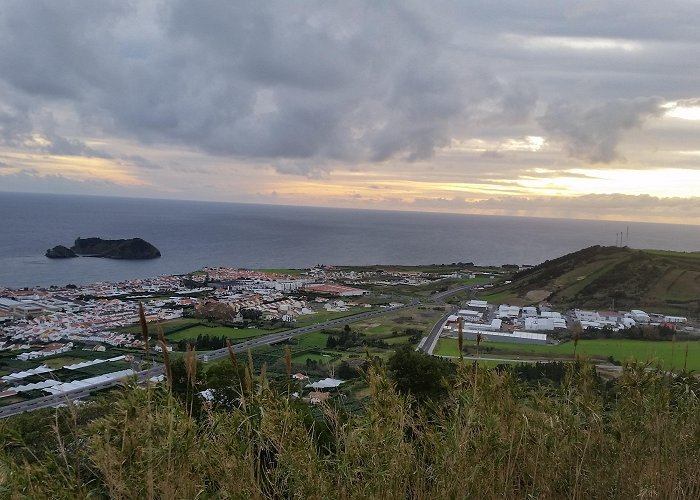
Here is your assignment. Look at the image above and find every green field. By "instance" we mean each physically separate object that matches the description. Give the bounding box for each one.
[42,356,86,369]
[167,325,283,342]
[293,307,367,327]
[383,335,412,345]
[351,307,448,338]
[434,338,700,371]
[291,352,331,364]
[295,332,329,349]
[483,246,700,313]
[477,289,522,305]
[119,318,201,335]
[0,395,28,406]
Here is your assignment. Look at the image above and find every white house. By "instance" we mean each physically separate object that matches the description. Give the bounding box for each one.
[575,310,601,322]
[630,310,651,323]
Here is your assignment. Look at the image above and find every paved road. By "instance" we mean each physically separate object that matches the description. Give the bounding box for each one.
[0,303,416,419]
[199,302,417,361]
[421,308,457,355]
[419,284,479,354]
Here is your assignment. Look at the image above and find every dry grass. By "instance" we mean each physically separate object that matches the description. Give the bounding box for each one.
[2,359,700,499]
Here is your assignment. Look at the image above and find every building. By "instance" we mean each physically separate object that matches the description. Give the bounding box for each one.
[630,310,651,323]
[466,299,488,310]
[521,306,538,318]
[0,298,45,318]
[304,284,369,296]
[456,329,547,345]
[664,315,687,324]
[524,317,555,331]
[497,305,521,319]
[575,310,601,322]
[457,309,483,321]
[16,342,73,361]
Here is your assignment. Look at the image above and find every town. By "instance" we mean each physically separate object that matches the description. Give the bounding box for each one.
[1,261,696,417]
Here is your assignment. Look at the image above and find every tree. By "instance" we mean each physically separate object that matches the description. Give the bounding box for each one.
[336,360,358,380]
[387,345,456,401]
[240,308,262,321]
[202,360,249,408]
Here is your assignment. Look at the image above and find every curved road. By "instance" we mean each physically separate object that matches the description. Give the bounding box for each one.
[419,283,480,355]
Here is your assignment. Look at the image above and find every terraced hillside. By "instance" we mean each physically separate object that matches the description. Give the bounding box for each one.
[481,246,700,315]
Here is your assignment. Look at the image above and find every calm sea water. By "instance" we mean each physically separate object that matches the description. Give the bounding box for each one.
[1,192,698,288]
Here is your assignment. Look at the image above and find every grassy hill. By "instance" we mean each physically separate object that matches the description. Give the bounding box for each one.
[481,245,700,314]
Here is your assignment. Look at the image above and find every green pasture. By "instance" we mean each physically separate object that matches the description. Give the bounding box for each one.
[384,336,412,345]
[294,307,367,327]
[291,352,332,364]
[295,332,329,349]
[477,290,522,305]
[119,318,201,335]
[167,325,283,342]
[42,356,86,369]
[434,338,700,371]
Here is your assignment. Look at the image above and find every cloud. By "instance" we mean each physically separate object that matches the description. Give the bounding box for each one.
[273,160,331,178]
[407,193,700,223]
[121,155,162,170]
[0,1,553,166]
[42,134,113,158]
[0,0,699,212]
[0,169,131,196]
[539,97,664,163]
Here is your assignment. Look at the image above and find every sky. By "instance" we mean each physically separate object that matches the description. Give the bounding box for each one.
[1,1,700,224]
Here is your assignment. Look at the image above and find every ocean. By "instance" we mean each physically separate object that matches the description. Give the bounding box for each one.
[1,192,698,288]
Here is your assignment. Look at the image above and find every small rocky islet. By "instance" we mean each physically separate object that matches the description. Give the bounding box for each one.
[46,237,161,260]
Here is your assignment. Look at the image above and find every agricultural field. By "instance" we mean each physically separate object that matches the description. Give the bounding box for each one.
[484,245,700,314]
[434,337,700,371]
[476,290,522,305]
[0,347,127,377]
[351,306,449,339]
[293,307,367,327]
[167,324,283,342]
[42,356,87,369]
[119,318,201,335]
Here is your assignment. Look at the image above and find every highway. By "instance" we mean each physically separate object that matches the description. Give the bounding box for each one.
[0,302,417,419]
[198,301,417,361]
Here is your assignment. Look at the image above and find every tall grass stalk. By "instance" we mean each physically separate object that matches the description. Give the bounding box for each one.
[2,359,700,498]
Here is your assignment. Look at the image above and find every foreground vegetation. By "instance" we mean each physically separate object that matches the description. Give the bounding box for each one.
[2,351,700,498]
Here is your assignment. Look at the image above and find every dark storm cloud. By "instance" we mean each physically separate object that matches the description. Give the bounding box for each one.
[0,1,531,165]
[0,0,698,171]
[43,135,113,159]
[121,155,162,171]
[538,98,664,163]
